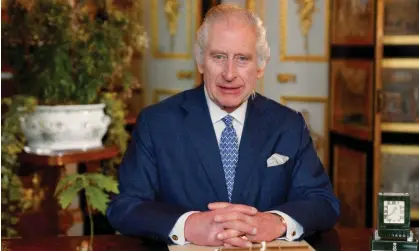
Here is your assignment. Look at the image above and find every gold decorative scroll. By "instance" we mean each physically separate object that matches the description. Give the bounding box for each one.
[295,0,318,53]
[246,0,256,12]
[164,0,180,37]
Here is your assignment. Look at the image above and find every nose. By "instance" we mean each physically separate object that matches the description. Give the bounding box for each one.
[222,59,237,82]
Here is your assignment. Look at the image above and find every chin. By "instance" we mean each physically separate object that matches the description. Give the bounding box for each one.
[219,100,242,110]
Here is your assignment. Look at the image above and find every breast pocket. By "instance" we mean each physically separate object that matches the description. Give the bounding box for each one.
[261,161,291,206]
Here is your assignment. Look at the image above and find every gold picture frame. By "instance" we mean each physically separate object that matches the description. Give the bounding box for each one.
[333,145,367,227]
[279,0,329,62]
[151,0,194,59]
[382,0,419,44]
[380,145,419,220]
[380,59,419,133]
[331,0,375,45]
[330,60,374,140]
[153,88,181,103]
[280,96,329,171]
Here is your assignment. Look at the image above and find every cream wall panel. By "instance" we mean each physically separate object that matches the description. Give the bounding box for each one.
[221,0,330,168]
[143,0,201,106]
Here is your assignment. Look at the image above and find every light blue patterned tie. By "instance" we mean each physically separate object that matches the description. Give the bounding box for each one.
[219,115,239,202]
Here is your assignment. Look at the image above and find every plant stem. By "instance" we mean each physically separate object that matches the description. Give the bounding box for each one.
[86,200,94,251]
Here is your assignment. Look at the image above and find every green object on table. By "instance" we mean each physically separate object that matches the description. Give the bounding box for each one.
[371,192,418,251]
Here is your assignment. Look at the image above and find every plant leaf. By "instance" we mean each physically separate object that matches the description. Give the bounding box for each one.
[85,186,109,215]
[86,173,119,194]
[56,177,84,209]
[54,174,80,196]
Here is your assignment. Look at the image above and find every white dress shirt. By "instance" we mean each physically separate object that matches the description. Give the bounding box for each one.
[169,87,303,244]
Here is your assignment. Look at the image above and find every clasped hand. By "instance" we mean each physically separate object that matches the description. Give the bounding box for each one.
[184,202,286,247]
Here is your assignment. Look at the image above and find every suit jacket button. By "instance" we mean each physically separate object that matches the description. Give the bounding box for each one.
[172,235,178,241]
[292,231,296,237]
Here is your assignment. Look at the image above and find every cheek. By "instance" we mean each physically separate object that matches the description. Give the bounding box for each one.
[240,68,258,87]
[205,63,223,81]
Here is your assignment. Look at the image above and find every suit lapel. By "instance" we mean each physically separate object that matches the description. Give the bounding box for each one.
[231,95,269,202]
[181,86,229,202]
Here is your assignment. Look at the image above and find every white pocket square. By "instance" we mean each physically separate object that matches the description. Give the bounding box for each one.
[267,153,289,167]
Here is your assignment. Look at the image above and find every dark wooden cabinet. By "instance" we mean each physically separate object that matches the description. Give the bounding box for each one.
[329,0,419,228]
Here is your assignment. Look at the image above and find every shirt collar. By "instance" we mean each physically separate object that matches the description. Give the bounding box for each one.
[204,85,247,125]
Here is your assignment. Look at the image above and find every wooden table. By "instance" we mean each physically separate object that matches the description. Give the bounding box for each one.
[1,228,386,251]
[15,146,119,238]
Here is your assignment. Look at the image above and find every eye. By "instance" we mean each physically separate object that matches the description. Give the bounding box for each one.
[237,56,248,61]
[213,54,226,61]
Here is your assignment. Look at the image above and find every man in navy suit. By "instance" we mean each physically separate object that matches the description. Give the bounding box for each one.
[107,4,339,248]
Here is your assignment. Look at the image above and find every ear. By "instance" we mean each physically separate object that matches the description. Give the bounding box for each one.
[197,63,204,74]
[194,44,204,74]
[256,57,269,79]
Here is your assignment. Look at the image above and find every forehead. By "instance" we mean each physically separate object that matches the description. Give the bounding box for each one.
[206,17,257,53]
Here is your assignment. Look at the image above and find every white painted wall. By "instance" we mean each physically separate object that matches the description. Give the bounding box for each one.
[141,0,201,106]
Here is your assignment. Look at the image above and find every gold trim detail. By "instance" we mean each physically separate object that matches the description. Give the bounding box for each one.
[164,0,181,37]
[280,0,329,62]
[246,0,256,12]
[383,36,419,45]
[295,0,318,53]
[151,0,193,59]
[381,123,419,133]
[280,96,329,169]
[153,88,181,103]
[177,70,194,80]
[381,145,419,155]
[277,73,297,84]
[373,0,385,229]
[382,59,419,68]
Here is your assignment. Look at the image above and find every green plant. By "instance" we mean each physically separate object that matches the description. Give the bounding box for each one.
[54,173,119,251]
[1,0,147,105]
[1,0,146,237]
[1,96,37,237]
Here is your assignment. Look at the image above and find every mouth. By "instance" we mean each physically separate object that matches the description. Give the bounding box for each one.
[218,85,243,95]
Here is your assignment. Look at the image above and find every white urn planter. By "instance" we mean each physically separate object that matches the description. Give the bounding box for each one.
[19,104,111,153]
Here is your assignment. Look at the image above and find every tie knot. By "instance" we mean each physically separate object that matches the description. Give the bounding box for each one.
[222,115,234,127]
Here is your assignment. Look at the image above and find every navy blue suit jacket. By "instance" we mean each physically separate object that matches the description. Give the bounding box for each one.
[106,85,339,242]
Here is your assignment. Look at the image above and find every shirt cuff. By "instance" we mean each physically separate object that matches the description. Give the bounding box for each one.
[268,210,304,241]
[169,211,199,245]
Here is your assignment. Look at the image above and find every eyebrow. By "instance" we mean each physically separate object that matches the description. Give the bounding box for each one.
[209,50,253,59]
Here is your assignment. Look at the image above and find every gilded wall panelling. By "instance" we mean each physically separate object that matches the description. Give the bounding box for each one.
[151,0,193,59]
[280,0,329,62]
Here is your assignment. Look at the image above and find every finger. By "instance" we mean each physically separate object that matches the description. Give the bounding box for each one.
[222,220,257,235]
[214,211,255,225]
[211,203,258,216]
[216,229,242,240]
[208,202,230,210]
[223,237,252,248]
[224,243,233,247]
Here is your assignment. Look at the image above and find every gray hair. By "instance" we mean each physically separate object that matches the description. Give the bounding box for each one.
[195,4,270,69]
